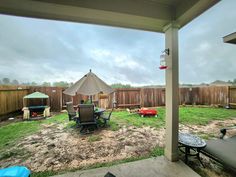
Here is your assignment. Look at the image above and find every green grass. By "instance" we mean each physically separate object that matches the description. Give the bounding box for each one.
[179,107,236,125]
[0,113,68,152]
[32,171,59,177]
[88,135,102,142]
[111,108,165,128]
[149,146,164,157]
[0,121,41,152]
[111,107,236,128]
[43,113,68,124]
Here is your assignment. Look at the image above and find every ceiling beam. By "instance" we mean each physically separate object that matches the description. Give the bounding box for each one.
[0,0,221,32]
[0,0,174,32]
[223,32,236,44]
[36,0,174,21]
[175,0,220,28]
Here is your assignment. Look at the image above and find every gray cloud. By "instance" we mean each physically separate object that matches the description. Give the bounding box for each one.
[0,0,236,86]
[179,0,236,84]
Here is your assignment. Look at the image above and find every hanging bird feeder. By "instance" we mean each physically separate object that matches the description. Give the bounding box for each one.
[159,49,169,70]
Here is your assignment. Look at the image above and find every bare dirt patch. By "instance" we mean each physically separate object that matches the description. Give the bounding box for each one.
[0,124,164,172]
[180,118,236,138]
[0,118,236,177]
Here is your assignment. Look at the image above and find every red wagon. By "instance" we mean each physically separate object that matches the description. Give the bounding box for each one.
[138,108,158,117]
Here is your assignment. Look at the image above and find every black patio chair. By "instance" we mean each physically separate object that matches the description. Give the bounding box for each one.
[201,126,236,172]
[78,104,98,133]
[100,108,114,127]
[66,102,78,121]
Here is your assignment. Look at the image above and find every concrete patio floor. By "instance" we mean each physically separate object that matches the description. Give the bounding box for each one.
[53,156,200,177]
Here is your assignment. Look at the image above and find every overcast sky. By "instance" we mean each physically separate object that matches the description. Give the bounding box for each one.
[0,0,235,86]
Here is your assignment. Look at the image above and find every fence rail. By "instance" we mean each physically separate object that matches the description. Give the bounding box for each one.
[0,85,236,119]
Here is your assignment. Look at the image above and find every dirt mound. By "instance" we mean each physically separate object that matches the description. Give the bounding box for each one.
[0,124,164,172]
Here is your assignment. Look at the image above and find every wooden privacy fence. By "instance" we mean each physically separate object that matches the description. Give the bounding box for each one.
[115,88,165,108]
[0,85,29,117]
[114,86,230,108]
[0,86,65,118]
[1,85,236,118]
[229,86,236,107]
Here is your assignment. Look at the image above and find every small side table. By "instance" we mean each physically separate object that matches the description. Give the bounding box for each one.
[178,132,206,166]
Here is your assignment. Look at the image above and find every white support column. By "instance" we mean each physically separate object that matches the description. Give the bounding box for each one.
[164,23,179,162]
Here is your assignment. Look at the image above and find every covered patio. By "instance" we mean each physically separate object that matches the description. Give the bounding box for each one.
[0,0,221,175]
[53,157,200,177]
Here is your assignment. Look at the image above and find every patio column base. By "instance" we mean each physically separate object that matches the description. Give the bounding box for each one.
[165,149,179,162]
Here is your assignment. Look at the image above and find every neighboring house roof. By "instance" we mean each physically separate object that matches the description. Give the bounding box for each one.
[24,91,49,99]
[223,32,236,44]
[210,80,232,86]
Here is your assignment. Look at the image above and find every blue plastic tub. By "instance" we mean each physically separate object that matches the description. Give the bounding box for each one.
[0,166,30,177]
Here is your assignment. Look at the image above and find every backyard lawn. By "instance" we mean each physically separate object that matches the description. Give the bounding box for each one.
[0,106,236,177]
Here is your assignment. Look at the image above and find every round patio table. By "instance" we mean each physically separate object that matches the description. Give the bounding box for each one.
[178,132,206,166]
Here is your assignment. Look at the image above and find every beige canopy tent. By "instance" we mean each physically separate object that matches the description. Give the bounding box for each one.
[63,70,114,96]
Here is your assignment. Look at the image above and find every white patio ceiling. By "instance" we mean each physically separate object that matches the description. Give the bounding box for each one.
[223,32,236,44]
[0,0,220,32]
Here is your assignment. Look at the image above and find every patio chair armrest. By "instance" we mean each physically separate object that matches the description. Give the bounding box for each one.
[220,126,236,139]
[68,113,78,121]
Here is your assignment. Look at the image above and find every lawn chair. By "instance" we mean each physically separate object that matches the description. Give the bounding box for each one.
[100,108,113,127]
[201,126,236,172]
[66,102,78,121]
[78,104,98,133]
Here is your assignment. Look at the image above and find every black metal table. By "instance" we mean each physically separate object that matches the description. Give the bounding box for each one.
[178,132,206,166]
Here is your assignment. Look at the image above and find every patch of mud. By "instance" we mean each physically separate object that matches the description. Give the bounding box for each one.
[180,118,236,138]
[0,124,164,172]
